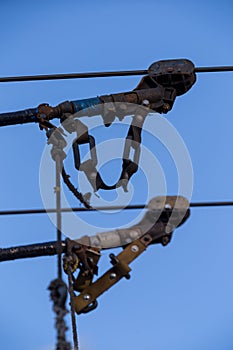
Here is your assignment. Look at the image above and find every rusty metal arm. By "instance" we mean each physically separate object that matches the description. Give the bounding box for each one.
[0,59,198,127]
[73,234,151,314]
[0,241,66,262]
[0,87,171,127]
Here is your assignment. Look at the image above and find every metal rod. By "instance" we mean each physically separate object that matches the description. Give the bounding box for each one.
[0,66,232,83]
[0,205,144,215]
[0,70,148,83]
[0,201,232,216]
[66,239,79,350]
[195,66,233,73]
[190,201,233,207]
[55,155,62,279]
[0,241,66,262]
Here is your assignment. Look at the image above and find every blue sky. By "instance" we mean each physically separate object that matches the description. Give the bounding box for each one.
[0,1,233,349]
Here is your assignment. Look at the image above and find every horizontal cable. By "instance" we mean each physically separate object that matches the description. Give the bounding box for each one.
[0,201,232,216]
[0,70,148,83]
[195,66,233,73]
[190,201,233,207]
[0,66,233,83]
[0,205,144,215]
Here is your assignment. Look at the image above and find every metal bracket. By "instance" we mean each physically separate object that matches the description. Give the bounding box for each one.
[71,195,190,314]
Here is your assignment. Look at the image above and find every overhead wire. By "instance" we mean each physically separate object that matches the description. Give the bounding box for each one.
[0,201,232,216]
[0,65,232,83]
[55,155,62,279]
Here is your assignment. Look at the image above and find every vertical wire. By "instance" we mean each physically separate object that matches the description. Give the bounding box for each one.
[66,239,79,350]
[55,154,62,279]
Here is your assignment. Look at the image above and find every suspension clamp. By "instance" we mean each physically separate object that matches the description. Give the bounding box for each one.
[64,195,190,314]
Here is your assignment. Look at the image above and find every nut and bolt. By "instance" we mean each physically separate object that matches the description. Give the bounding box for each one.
[130,230,139,239]
[83,294,91,301]
[131,245,139,253]
[90,172,96,179]
[135,114,144,122]
[110,272,117,280]
[142,99,150,106]
[162,236,170,246]
[162,103,171,112]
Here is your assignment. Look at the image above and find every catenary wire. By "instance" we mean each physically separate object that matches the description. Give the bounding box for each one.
[0,66,233,83]
[0,201,232,216]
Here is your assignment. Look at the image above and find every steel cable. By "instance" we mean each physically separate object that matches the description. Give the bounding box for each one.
[0,66,232,83]
[0,201,232,216]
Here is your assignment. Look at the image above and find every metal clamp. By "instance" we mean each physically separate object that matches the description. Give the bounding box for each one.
[61,103,150,194]
[69,196,190,314]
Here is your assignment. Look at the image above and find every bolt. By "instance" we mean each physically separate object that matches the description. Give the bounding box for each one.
[130,230,139,239]
[142,99,150,106]
[167,67,174,73]
[89,172,96,179]
[107,105,116,112]
[162,103,171,112]
[162,236,170,246]
[83,294,91,301]
[131,245,139,253]
[135,114,144,122]
[110,272,117,280]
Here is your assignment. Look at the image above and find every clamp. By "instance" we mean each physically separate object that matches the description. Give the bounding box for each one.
[64,195,190,314]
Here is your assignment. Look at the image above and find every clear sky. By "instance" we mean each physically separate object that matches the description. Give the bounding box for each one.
[0,1,233,349]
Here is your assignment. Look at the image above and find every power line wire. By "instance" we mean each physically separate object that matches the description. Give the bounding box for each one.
[190,201,233,207]
[0,201,232,216]
[195,66,233,73]
[0,66,233,83]
[0,70,147,83]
